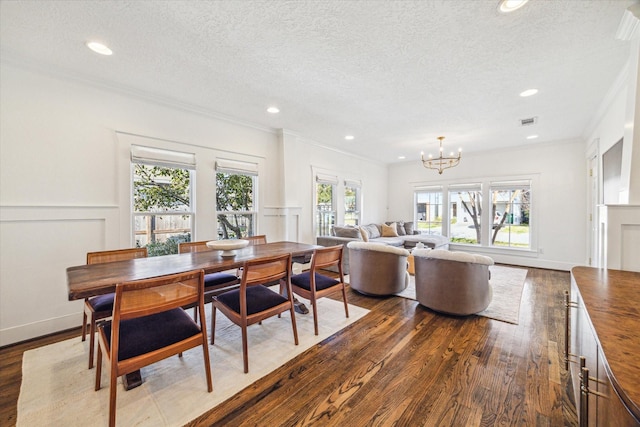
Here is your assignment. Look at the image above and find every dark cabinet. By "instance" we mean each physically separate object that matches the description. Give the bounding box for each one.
[567,267,640,427]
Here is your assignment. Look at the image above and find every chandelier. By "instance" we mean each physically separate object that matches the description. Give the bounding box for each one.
[421,136,462,174]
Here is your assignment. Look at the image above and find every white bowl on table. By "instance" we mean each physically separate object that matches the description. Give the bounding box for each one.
[206,239,250,257]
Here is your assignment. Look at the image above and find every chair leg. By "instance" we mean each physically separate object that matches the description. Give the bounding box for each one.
[290,305,299,345]
[202,339,213,392]
[199,304,213,392]
[211,305,216,345]
[311,298,319,336]
[108,366,118,427]
[81,306,88,342]
[342,286,350,318]
[242,325,249,373]
[193,306,198,322]
[88,314,96,369]
[95,345,102,391]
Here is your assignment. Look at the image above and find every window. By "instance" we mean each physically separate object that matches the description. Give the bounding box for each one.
[415,188,443,235]
[132,145,195,256]
[216,159,258,239]
[490,181,531,248]
[316,173,337,236]
[344,180,361,226]
[449,184,482,245]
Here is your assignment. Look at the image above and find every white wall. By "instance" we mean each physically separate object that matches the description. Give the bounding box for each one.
[280,131,388,244]
[387,139,587,270]
[0,62,386,345]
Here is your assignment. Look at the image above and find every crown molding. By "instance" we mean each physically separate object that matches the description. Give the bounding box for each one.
[0,52,277,135]
[616,4,640,41]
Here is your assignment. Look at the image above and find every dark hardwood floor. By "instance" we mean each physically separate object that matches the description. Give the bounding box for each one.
[0,267,577,426]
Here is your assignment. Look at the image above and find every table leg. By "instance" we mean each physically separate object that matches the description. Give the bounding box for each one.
[122,370,143,390]
[294,298,309,314]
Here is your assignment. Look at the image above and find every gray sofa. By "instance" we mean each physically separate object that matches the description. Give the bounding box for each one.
[317,222,449,274]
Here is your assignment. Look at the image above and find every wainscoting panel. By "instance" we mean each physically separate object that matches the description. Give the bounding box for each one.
[599,204,640,272]
[0,206,119,346]
[262,206,302,243]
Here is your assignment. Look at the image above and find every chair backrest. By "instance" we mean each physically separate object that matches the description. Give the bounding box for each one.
[86,247,148,265]
[241,253,291,287]
[245,235,267,246]
[178,240,215,254]
[310,245,343,271]
[114,269,204,321]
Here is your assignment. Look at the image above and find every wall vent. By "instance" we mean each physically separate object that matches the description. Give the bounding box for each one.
[520,116,538,126]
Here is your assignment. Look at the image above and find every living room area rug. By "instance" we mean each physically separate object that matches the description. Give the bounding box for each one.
[17,298,369,427]
[393,264,528,324]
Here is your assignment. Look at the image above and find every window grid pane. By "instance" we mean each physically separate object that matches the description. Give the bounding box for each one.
[317,183,335,236]
[132,163,193,256]
[490,186,530,248]
[449,189,482,245]
[415,191,443,235]
[216,172,256,239]
[344,186,360,226]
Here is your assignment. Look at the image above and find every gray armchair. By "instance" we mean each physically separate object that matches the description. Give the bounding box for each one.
[347,242,410,296]
[413,249,494,315]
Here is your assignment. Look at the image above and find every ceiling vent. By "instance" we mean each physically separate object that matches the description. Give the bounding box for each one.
[520,116,538,126]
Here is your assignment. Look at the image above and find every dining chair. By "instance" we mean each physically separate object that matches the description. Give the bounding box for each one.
[95,269,212,427]
[289,245,349,335]
[245,234,267,245]
[178,240,241,322]
[211,253,298,373]
[83,247,148,369]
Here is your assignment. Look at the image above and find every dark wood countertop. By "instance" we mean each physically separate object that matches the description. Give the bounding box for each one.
[571,266,640,419]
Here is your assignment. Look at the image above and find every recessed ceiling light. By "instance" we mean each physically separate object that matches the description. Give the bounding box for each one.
[266,107,280,114]
[398,155,406,160]
[520,89,538,97]
[498,0,529,13]
[86,41,112,56]
[526,135,539,140]
[345,135,354,140]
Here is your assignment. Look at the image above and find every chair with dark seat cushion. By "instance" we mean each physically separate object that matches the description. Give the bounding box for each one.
[178,240,240,290]
[83,247,148,369]
[178,240,240,336]
[95,269,212,427]
[212,253,298,373]
[245,234,267,245]
[289,245,349,335]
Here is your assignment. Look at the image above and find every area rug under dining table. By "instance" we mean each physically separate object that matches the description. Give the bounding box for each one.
[17,297,369,427]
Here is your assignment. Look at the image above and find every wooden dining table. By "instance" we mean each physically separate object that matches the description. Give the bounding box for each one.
[67,241,320,300]
[66,240,321,389]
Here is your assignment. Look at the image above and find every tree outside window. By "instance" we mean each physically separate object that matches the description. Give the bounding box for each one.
[449,188,482,245]
[216,172,256,239]
[490,183,530,248]
[133,164,192,256]
[344,185,361,226]
[316,183,335,236]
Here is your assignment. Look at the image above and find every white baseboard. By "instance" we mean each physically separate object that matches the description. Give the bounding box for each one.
[0,312,80,347]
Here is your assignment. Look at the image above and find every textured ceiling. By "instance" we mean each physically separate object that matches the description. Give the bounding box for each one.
[0,0,637,163]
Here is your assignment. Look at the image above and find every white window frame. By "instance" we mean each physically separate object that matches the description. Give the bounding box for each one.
[131,145,196,253]
[414,186,444,235]
[344,179,362,226]
[448,183,483,246]
[314,173,338,237]
[489,180,532,249]
[215,159,258,239]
